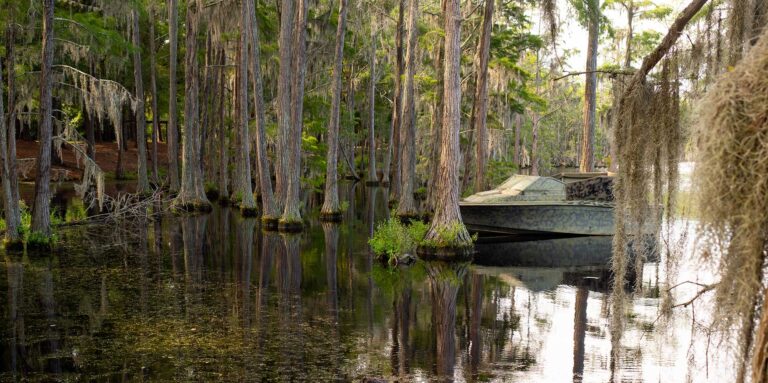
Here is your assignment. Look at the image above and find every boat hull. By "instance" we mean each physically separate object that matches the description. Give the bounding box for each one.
[459,201,615,236]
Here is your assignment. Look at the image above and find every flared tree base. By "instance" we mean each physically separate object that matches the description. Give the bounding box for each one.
[3,239,25,252]
[170,199,213,214]
[205,188,220,201]
[240,205,259,217]
[278,219,304,232]
[262,216,280,230]
[396,212,420,224]
[320,211,343,222]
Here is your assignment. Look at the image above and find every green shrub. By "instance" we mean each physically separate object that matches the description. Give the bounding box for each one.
[369,215,429,261]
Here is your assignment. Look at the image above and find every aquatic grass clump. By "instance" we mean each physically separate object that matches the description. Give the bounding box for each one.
[369,215,429,262]
[694,28,768,383]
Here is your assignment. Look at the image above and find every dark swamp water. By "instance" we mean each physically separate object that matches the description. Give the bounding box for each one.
[0,183,731,382]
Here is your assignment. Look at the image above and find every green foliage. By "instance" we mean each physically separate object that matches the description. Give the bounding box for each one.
[66,200,88,223]
[419,222,477,249]
[486,160,518,188]
[369,215,429,261]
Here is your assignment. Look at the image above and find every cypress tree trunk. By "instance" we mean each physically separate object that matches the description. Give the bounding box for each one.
[0,53,19,243]
[422,0,472,251]
[471,0,494,193]
[32,0,53,236]
[5,25,20,239]
[132,8,150,194]
[31,0,54,236]
[116,120,125,179]
[167,0,181,192]
[425,0,447,215]
[366,21,379,186]
[279,0,308,230]
[514,113,522,167]
[579,0,599,173]
[246,0,279,224]
[384,0,405,193]
[321,0,349,220]
[233,0,257,215]
[395,0,420,219]
[149,9,160,183]
[172,0,210,211]
[216,48,229,201]
[275,0,295,208]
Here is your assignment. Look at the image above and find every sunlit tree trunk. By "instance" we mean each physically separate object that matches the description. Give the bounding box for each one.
[425,0,447,215]
[579,0,599,173]
[132,8,150,194]
[275,0,295,208]
[423,0,472,249]
[172,0,210,211]
[280,0,308,230]
[321,0,350,220]
[396,0,419,219]
[31,0,55,235]
[233,0,257,215]
[384,0,405,190]
[471,0,494,193]
[167,0,181,192]
[366,20,379,186]
[246,0,279,224]
[149,9,160,182]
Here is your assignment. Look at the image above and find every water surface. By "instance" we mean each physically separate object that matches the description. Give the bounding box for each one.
[0,184,730,382]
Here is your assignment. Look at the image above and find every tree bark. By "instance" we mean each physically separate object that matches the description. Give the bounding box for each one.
[275,0,295,208]
[514,113,522,167]
[149,8,160,182]
[172,0,210,211]
[31,0,55,235]
[233,0,257,214]
[216,48,229,201]
[246,0,279,223]
[423,0,471,249]
[624,0,709,97]
[471,0,495,192]
[167,0,181,192]
[321,0,350,220]
[5,25,20,238]
[116,120,125,179]
[395,0,420,219]
[280,0,308,229]
[531,112,539,175]
[579,0,599,173]
[0,50,19,242]
[624,1,635,68]
[367,20,379,186]
[132,8,150,193]
[425,0,447,216]
[384,0,405,191]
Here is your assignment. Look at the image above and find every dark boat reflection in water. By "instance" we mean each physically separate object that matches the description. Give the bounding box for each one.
[0,184,728,382]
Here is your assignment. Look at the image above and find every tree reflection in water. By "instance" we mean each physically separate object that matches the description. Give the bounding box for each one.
[427,261,468,382]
